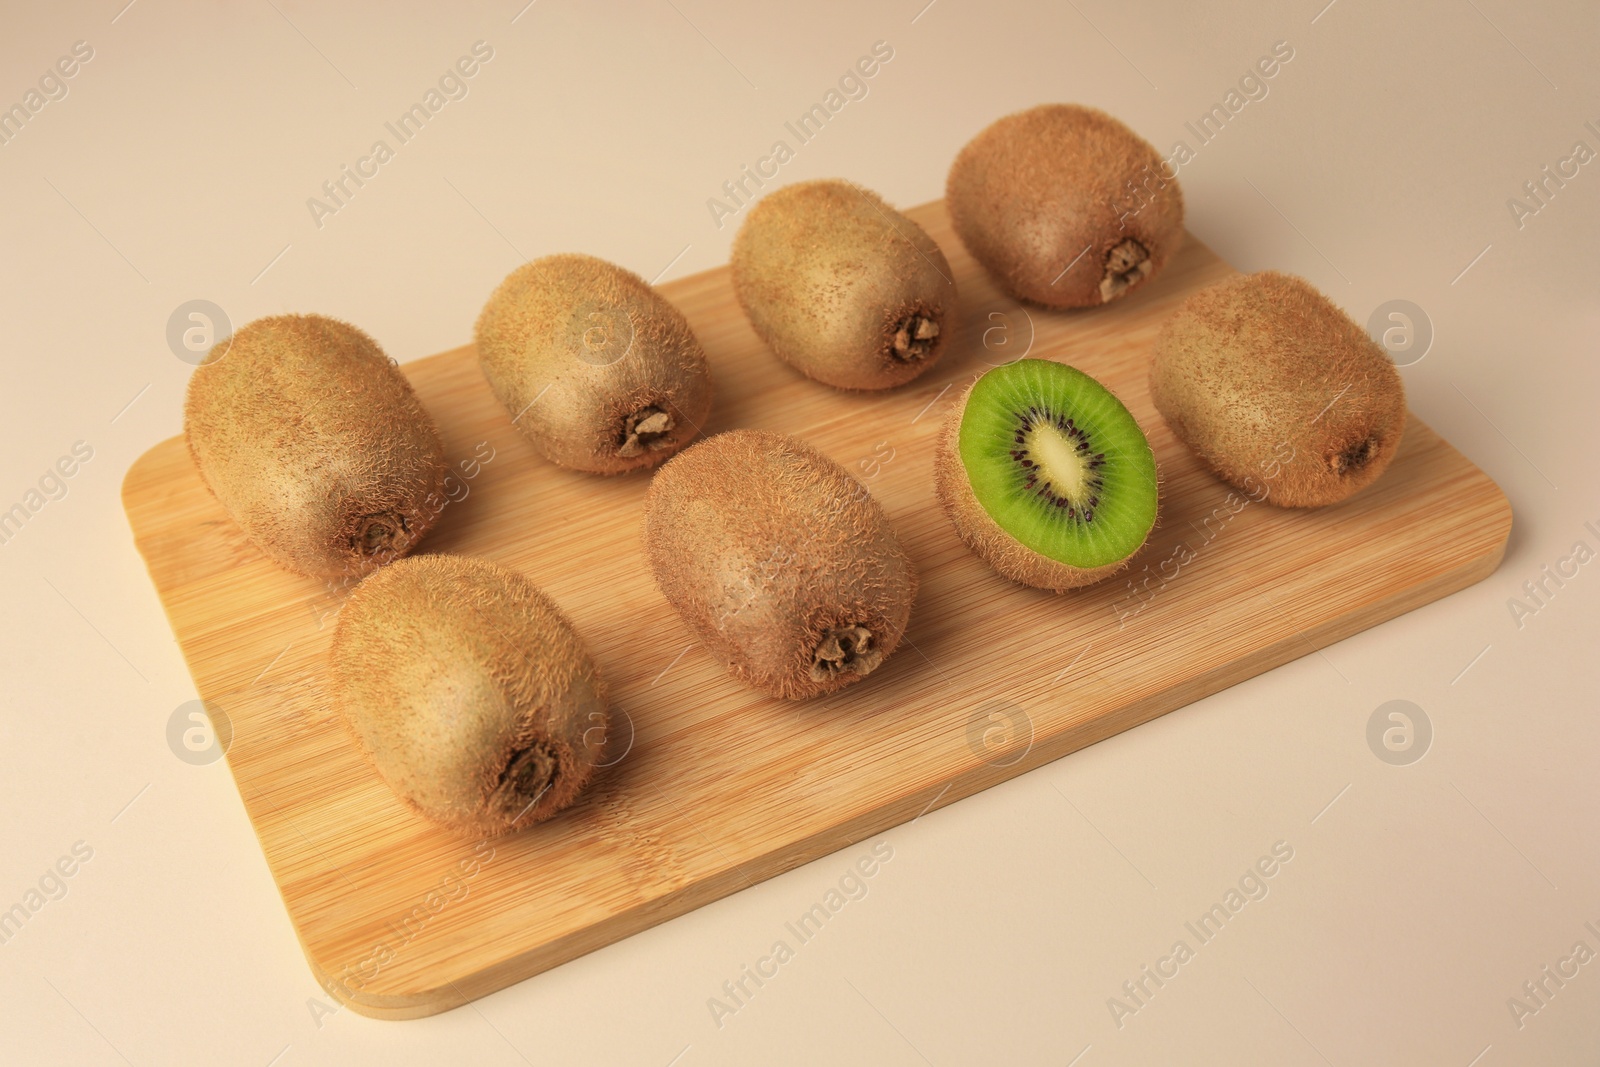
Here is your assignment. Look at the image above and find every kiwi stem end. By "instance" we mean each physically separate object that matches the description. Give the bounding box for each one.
[494,741,560,824]
[1099,239,1152,303]
[810,624,884,682]
[1329,436,1377,476]
[889,313,940,362]
[352,511,406,560]
[618,405,674,458]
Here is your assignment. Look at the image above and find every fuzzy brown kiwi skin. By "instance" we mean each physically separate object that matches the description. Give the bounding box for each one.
[329,554,609,837]
[476,253,713,474]
[731,180,956,391]
[946,104,1184,309]
[1150,271,1406,508]
[183,314,448,579]
[641,429,917,700]
[933,378,1147,592]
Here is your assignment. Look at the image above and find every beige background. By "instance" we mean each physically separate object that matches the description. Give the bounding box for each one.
[2,1,1597,1063]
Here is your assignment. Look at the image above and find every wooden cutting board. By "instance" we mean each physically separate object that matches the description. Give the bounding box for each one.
[122,201,1511,1019]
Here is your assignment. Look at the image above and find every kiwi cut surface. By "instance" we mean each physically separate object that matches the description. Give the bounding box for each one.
[946,104,1184,309]
[183,314,448,579]
[936,359,1158,591]
[476,253,713,474]
[1151,271,1406,507]
[642,429,916,699]
[329,554,609,837]
[731,179,955,390]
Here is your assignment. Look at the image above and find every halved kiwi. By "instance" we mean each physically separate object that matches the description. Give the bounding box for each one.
[935,359,1158,591]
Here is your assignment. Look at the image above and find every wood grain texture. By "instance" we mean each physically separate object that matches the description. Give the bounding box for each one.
[122,201,1511,1019]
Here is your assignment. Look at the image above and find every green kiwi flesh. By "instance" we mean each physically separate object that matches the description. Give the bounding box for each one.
[935,359,1158,590]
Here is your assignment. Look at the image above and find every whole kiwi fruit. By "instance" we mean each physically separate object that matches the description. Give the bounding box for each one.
[476,253,713,474]
[935,359,1159,591]
[731,179,955,390]
[329,554,609,836]
[947,103,1184,308]
[642,429,916,699]
[1151,270,1407,508]
[183,313,448,579]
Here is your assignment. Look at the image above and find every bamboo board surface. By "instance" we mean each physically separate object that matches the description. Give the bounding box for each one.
[122,201,1511,1018]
